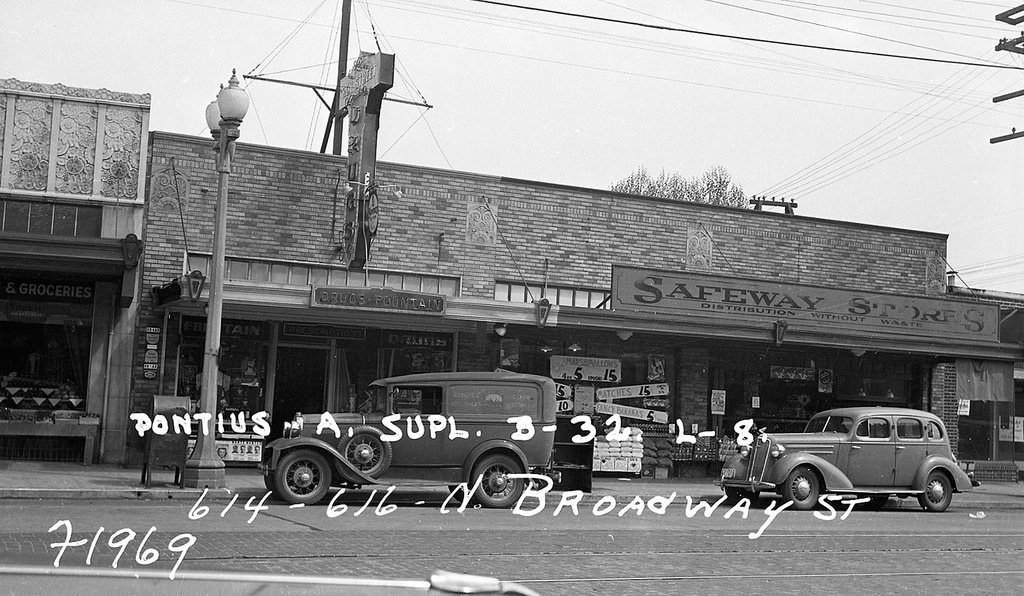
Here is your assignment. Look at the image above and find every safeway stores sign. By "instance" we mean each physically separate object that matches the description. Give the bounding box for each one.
[611,266,998,342]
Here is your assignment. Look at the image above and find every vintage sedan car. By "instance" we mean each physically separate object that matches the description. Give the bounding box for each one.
[260,371,557,509]
[720,407,977,512]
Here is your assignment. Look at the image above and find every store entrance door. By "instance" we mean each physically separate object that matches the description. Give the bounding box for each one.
[272,346,328,439]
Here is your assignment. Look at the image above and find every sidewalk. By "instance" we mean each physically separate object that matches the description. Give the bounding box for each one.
[0,462,713,503]
[0,460,1022,507]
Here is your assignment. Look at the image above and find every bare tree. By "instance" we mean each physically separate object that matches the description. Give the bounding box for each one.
[610,165,747,207]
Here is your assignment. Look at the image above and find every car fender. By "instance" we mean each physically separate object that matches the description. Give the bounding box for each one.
[264,436,378,486]
[461,439,530,481]
[913,456,974,492]
[767,452,854,491]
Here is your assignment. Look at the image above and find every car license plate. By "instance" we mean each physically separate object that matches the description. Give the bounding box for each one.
[721,467,735,479]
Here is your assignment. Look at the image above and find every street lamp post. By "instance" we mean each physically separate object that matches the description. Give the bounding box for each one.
[182,70,249,489]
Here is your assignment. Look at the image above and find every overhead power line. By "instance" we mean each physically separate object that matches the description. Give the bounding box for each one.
[467,0,1024,70]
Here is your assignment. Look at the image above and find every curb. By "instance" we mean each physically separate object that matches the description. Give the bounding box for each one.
[0,487,258,501]
[1,481,1020,506]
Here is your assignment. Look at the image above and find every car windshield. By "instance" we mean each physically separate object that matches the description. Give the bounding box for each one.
[804,415,854,433]
[356,385,389,414]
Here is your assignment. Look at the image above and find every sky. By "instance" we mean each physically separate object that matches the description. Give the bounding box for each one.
[5,0,1024,292]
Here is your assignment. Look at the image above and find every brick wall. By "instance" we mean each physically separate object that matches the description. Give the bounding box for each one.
[130,132,955,464]
[674,347,709,427]
[931,363,959,455]
[138,131,953,399]
[143,132,948,308]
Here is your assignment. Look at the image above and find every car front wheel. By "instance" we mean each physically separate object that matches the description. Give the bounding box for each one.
[471,453,524,509]
[781,466,820,510]
[274,449,332,505]
[917,471,953,512]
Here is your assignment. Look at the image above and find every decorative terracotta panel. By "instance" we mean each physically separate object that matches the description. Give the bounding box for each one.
[100,107,143,200]
[55,102,98,195]
[9,96,51,191]
[466,200,497,246]
[686,223,713,271]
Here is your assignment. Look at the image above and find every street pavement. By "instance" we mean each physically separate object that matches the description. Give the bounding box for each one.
[1,485,1023,596]
[0,459,1022,508]
[1,462,1023,596]
[0,460,729,504]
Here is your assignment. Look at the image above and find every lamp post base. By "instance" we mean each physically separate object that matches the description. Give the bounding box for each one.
[181,458,227,489]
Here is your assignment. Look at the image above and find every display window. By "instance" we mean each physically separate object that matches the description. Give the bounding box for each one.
[380,330,453,377]
[0,315,92,412]
[713,350,924,436]
[177,317,268,416]
[958,392,1023,461]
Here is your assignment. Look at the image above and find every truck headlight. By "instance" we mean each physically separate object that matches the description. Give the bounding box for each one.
[285,413,303,438]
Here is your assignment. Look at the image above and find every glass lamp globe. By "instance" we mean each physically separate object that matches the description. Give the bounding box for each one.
[216,69,249,123]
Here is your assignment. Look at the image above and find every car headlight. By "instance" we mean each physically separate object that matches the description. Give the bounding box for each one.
[738,445,750,457]
[770,444,786,458]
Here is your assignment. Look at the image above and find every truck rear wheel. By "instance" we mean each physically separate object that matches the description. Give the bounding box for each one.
[471,453,524,509]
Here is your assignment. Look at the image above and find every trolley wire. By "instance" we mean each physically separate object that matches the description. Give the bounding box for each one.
[467,0,1023,70]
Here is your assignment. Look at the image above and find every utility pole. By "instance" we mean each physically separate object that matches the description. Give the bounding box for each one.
[327,0,353,156]
[991,4,1024,144]
[749,195,798,215]
[992,4,1021,469]
[243,4,434,267]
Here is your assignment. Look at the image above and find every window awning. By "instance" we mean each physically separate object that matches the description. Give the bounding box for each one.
[956,359,1014,402]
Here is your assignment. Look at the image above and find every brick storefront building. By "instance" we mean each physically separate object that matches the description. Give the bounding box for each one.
[126,130,1021,476]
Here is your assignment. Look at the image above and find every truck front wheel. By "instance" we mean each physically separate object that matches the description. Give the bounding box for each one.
[274,449,332,505]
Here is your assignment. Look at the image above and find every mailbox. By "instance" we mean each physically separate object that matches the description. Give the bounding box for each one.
[140,394,189,488]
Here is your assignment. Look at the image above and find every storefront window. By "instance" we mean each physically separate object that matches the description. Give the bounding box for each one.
[1,277,95,412]
[379,330,453,377]
[959,396,1022,462]
[714,350,924,436]
[955,360,1018,461]
[178,317,267,416]
[0,320,91,411]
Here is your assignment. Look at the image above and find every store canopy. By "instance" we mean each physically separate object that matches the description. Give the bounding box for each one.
[0,232,139,307]
[956,359,1014,402]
